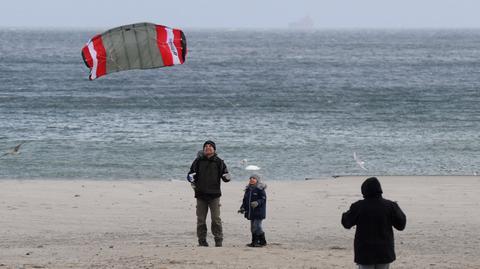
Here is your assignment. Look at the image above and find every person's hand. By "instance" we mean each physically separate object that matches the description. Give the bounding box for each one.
[237,207,245,214]
[250,201,259,208]
[187,173,196,183]
[222,173,231,182]
[190,183,196,190]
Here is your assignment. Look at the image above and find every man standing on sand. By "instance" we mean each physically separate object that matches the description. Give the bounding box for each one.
[341,177,407,269]
[187,140,231,247]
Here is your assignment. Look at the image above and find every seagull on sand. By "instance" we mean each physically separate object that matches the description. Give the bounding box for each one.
[240,159,261,171]
[0,142,25,158]
[353,152,367,171]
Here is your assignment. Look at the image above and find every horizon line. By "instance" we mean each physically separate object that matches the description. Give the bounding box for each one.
[2,25,480,31]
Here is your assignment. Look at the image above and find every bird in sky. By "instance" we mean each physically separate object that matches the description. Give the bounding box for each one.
[353,152,367,171]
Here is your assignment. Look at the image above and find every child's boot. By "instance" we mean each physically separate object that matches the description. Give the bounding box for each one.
[258,232,267,247]
[246,233,257,247]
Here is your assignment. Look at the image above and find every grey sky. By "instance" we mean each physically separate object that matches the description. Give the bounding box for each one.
[1,0,480,29]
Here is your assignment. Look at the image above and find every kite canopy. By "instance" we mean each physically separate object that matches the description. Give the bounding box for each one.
[81,22,187,80]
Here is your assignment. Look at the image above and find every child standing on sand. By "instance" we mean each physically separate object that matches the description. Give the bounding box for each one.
[238,174,267,247]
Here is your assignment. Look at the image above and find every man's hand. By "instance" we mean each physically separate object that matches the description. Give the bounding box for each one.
[222,173,231,182]
[250,201,259,208]
[187,173,196,183]
[237,207,245,214]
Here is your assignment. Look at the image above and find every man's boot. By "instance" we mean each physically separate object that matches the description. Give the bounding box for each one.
[198,239,209,247]
[215,238,223,247]
[258,232,267,247]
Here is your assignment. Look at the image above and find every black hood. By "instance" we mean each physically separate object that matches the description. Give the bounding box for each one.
[361,177,383,198]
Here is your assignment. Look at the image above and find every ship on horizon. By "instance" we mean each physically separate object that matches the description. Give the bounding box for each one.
[288,15,314,29]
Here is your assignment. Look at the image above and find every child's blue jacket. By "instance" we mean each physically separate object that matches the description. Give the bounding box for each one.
[241,184,266,220]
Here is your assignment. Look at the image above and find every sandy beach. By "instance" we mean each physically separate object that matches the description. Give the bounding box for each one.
[0,176,479,269]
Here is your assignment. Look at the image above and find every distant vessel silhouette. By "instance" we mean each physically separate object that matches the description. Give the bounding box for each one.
[288,15,314,29]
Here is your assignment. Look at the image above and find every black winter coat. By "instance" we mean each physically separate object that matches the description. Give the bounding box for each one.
[188,152,229,199]
[341,177,407,265]
[241,184,266,220]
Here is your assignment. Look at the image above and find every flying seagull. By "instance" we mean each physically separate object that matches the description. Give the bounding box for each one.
[0,142,24,158]
[353,152,367,171]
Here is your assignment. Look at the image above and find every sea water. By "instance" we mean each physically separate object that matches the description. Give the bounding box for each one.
[0,28,479,180]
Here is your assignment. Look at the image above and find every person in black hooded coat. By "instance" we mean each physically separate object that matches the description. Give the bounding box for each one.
[341,177,407,269]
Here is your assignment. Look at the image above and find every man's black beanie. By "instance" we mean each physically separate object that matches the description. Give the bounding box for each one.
[203,140,216,151]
